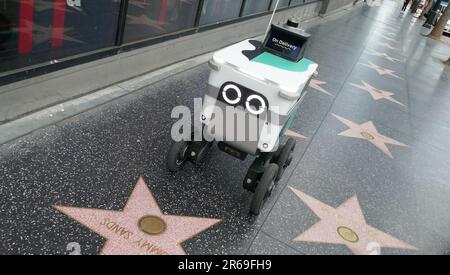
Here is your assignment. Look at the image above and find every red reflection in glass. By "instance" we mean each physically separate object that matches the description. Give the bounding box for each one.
[51,0,66,48]
[19,0,34,54]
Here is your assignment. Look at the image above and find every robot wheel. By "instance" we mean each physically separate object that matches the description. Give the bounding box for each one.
[274,138,296,182]
[167,138,214,172]
[167,140,190,172]
[250,163,279,215]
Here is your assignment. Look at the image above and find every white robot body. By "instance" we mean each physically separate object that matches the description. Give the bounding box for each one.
[201,39,318,155]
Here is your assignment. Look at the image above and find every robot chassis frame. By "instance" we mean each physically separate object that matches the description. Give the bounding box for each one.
[167,134,296,215]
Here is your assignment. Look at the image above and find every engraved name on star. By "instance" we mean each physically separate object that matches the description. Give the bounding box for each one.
[361,62,404,80]
[309,79,333,96]
[54,177,221,255]
[349,81,405,107]
[289,186,417,255]
[332,114,408,158]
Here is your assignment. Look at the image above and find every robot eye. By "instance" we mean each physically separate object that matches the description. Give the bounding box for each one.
[222,84,242,105]
[246,95,266,115]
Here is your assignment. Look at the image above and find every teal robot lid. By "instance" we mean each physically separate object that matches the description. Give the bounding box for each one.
[252,51,316,73]
[213,39,318,94]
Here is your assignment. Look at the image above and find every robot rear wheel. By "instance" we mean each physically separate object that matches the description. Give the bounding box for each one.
[274,138,296,182]
[250,163,279,215]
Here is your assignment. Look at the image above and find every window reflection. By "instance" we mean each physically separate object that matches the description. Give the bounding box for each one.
[0,0,322,76]
[270,0,290,10]
[0,0,120,74]
[124,0,199,43]
[242,0,270,16]
[199,0,243,26]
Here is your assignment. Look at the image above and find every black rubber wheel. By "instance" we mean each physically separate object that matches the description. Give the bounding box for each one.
[167,141,190,172]
[250,164,279,215]
[275,138,296,182]
[271,145,283,164]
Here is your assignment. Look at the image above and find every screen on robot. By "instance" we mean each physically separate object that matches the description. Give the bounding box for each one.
[263,25,307,62]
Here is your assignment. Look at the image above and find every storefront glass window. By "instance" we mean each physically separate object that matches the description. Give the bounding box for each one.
[0,0,120,74]
[270,0,290,10]
[123,0,200,43]
[290,0,305,7]
[199,0,243,26]
[242,0,270,16]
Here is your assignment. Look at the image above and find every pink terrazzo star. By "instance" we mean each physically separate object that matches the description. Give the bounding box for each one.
[309,79,333,96]
[289,186,417,255]
[332,114,408,158]
[361,62,404,80]
[54,177,221,255]
[349,81,405,106]
[379,34,397,43]
[379,24,398,33]
[378,42,400,51]
[367,49,402,63]
[385,32,396,37]
[285,130,307,140]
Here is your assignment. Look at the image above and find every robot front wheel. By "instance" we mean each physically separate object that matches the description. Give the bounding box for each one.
[167,140,190,172]
[167,139,214,172]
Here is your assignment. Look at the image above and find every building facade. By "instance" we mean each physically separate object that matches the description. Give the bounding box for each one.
[0,0,353,123]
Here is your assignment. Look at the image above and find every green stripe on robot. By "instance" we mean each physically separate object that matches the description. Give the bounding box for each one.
[252,52,316,72]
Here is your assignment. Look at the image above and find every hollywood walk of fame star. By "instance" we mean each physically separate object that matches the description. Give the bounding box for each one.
[349,81,405,107]
[289,186,417,255]
[366,49,402,63]
[332,114,407,158]
[379,25,398,33]
[378,42,400,51]
[127,14,166,30]
[54,177,221,255]
[385,32,396,37]
[309,79,333,96]
[285,130,307,140]
[361,62,404,80]
[379,34,397,43]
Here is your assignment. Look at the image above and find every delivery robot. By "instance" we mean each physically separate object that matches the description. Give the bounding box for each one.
[167,19,318,215]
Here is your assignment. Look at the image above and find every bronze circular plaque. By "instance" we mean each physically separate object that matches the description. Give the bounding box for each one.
[138,216,166,235]
[360,131,375,141]
[337,226,359,243]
